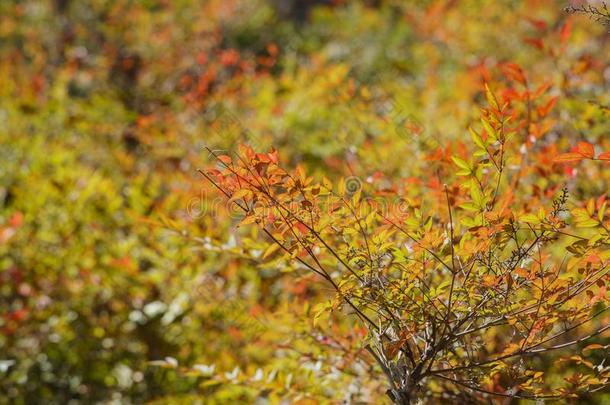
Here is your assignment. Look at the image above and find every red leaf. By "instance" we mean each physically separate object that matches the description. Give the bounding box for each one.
[9,309,28,322]
[9,212,23,228]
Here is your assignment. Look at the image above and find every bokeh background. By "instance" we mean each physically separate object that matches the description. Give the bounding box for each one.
[0,0,608,403]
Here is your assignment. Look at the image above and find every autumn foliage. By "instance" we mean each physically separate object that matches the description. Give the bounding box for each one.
[1,0,609,404]
[203,80,610,402]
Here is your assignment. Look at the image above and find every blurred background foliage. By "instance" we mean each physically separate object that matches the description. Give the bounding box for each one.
[0,0,608,403]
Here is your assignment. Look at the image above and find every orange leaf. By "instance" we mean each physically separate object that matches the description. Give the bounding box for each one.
[524,37,544,50]
[295,222,309,235]
[385,340,403,360]
[597,151,610,161]
[515,268,529,278]
[482,274,498,287]
[560,18,572,45]
[553,153,583,163]
[218,155,232,165]
[9,212,23,228]
[268,149,279,164]
[526,18,547,31]
[501,62,526,86]
[582,344,605,352]
[596,193,607,209]
[536,96,557,118]
[576,142,594,159]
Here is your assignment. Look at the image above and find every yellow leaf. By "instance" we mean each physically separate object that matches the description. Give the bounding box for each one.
[481,118,497,141]
[587,198,595,216]
[262,243,281,260]
[520,214,540,224]
[576,219,599,228]
[469,127,486,149]
[228,189,251,204]
[485,84,499,110]
[451,156,470,171]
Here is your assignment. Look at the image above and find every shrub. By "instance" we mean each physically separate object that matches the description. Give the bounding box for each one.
[203,82,610,402]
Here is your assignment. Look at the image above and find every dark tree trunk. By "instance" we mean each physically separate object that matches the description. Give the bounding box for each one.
[387,389,413,405]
